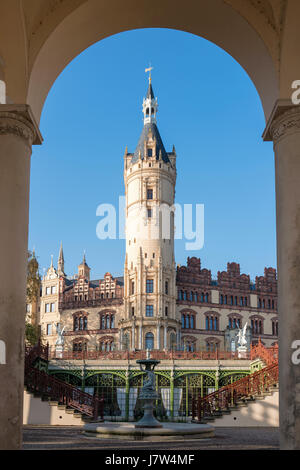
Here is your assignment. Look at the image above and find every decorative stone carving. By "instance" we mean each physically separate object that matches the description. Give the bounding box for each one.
[0,105,42,147]
[270,107,300,144]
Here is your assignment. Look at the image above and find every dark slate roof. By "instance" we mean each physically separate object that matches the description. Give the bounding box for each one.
[131,122,170,164]
[147,82,155,99]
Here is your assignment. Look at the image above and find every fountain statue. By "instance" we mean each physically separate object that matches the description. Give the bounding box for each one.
[135,349,162,428]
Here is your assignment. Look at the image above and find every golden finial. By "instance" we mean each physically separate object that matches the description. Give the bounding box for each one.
[145,65,153,84]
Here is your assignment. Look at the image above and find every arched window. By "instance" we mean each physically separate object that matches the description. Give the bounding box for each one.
[73,312,88,331]
[205,313,219,331]
[123,333,129,351]
[251,316,264,334]
[145,332,154,350]
[206,340,219,352]
[272,320,278,336]
[170,333,176,350]
[181,313,185,328]
[99,338,115,352]
[73,340,87,352]
[100,312,115,330]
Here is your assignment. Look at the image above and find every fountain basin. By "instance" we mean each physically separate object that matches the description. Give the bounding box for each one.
[84,421,214,441]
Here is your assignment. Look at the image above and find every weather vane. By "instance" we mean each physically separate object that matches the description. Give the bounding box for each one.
[145,64,153,83]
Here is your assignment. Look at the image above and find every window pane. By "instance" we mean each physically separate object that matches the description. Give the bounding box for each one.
[146,305,154,317]
[147,189,153,199]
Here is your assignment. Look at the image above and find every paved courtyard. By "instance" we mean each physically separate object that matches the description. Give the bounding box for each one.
[23,425,279,450]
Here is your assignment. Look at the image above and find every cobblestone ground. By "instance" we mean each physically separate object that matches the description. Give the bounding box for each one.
[23,426,279,450]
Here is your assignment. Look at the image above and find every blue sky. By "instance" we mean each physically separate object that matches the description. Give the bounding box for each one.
[29,28,276,281]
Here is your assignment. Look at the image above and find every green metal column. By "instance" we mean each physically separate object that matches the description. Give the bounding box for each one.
[170,372,174,419]
[200,374,203,398]
[81,363,86,392]
[125,371,130,421]
[215,369,219,392]
[185,375,189,418]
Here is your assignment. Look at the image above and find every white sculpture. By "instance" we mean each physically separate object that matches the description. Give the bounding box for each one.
[55,324,65,347]
[237,322,248,347]
[236,322,248,358]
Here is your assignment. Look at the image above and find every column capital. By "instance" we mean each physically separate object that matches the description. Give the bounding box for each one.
[263,99,300,144]
[0,104,42,146]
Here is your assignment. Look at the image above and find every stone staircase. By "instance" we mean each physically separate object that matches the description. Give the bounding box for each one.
[199,384,279,427]
[192,341,279,427]
[24,342,103,425]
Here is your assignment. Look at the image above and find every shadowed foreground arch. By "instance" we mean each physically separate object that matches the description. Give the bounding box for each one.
[27,0,278,122]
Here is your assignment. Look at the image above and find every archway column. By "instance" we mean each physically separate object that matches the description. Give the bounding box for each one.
[0,104,42,450]
[265,104,300,450]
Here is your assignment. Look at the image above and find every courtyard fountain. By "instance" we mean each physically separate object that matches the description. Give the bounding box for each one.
[84,350,214,440]
[135,350,162,428]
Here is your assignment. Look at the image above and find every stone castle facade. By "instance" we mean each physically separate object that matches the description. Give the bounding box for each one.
[29,79,278,355]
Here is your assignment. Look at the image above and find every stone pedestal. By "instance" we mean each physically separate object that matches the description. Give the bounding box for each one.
[55,345,63,359]
[237,346,247,359]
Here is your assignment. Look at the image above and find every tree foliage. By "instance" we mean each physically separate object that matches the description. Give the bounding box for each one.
[25,322,40,346]
[27,250,41,302]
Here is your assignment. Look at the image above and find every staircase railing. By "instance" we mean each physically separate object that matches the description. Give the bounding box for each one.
[25,343,103,420]
[192,342,279,422]
[250,338,278,365]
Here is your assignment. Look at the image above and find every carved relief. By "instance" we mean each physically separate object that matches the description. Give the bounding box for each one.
[270,108,300,144]
[0,112,36,146]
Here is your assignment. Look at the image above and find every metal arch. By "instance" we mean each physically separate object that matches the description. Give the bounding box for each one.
[174,370,216,380]
[154,370,171,380]
[85,370,127,381]
[219,370,250,379]
[48,369,82,379]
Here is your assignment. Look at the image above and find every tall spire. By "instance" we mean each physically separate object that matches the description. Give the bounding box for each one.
[143,69,158,125]
[57,242,65,277]
[131,72,169,165]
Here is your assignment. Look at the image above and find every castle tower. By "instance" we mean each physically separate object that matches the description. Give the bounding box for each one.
[78,252,90,280]
[122,76,179,351]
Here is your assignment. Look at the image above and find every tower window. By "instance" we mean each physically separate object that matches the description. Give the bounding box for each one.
[146,279,154,293]
[147,209,152,218]
[147,189,153,199]
[147,148,153,157]
[165,281,169,295]
[146,305,154,317]
[165,306,168,317]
